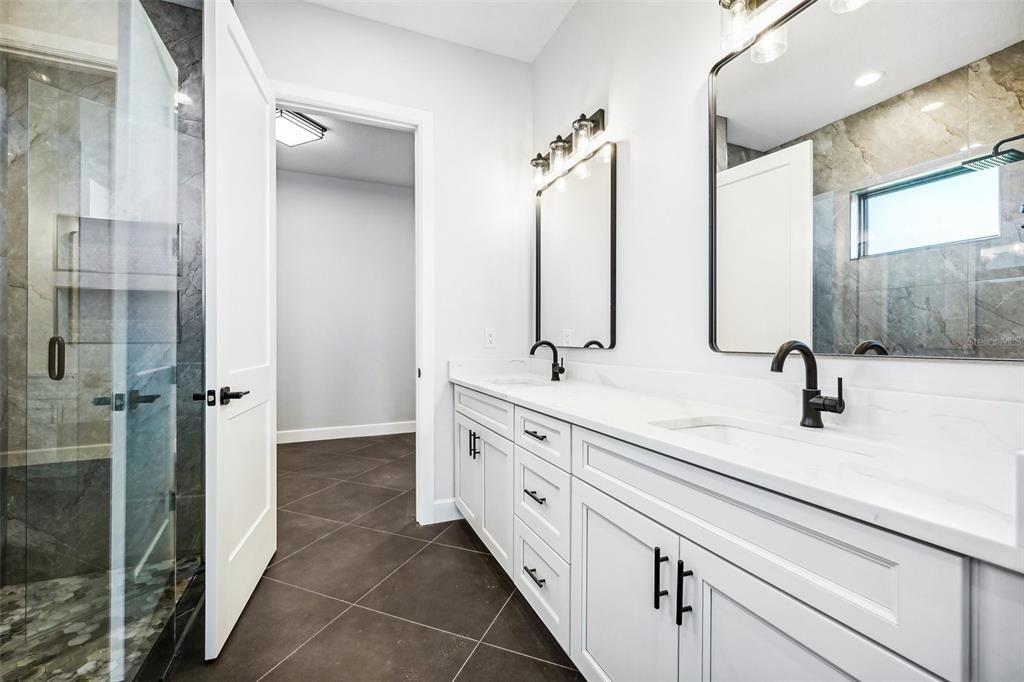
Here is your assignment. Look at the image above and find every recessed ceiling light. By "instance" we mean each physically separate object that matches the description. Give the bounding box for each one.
[853,71,882,87]
[275,109,326,147]
[920,101,944,113]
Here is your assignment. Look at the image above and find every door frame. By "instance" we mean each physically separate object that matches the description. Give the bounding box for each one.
[271,80,439,524]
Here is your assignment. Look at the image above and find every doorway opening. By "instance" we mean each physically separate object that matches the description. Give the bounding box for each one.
[273,84,437,528]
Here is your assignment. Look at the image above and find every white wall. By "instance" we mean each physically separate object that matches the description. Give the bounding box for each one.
[532,1,1023,404]
[237,1,533,515]
[276,170,414,437]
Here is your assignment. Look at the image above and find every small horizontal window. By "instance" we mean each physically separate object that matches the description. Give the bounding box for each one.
[852,166,1000,259]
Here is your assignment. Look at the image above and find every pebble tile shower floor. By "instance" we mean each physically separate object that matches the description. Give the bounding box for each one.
[169,433,582,681]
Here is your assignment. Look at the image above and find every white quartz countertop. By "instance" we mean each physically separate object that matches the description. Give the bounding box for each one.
[449,365,1024,573]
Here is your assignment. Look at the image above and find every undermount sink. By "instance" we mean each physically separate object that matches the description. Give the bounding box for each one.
[650,416,872,460]
[491,376,550,386]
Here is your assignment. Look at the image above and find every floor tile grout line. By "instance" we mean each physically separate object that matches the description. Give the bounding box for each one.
[261,575,353,605]
[254,602,355,681]
[278,487,407,524]
[349,603,480,643]
[431,540,493,556]
[276,480,345,508]
[270,487,411,566]
[478,641,579,672]
[351,536,435,606]
[451,590,515,681]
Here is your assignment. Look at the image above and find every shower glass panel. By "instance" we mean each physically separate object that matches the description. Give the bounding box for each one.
[1,1,180,679]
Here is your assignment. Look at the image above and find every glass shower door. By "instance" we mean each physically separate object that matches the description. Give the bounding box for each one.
[0,1,180,679]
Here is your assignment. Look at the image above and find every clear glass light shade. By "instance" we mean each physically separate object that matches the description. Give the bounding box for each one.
[721,0,753,52]
[830,0,869,13]
[751,26,787,64]
[533,165,547,187]
[550,138,569,174]
[572,117,594,156]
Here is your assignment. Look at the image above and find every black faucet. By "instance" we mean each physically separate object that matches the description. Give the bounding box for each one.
[853,340,889,355]
[530,340,565,381]
[770,340,845,428]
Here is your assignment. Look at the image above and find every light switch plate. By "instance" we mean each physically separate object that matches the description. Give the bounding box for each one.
[485,328,496,348]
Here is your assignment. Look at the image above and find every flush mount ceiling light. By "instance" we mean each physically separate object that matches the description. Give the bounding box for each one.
[920,101,944,113]
[853,71,882,87]
[275,109,326,147]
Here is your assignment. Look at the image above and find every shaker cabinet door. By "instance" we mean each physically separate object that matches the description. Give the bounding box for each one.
[478,424,514,574]
[677,536,940,682]
[571,479,680,682]
[454,413,483,530]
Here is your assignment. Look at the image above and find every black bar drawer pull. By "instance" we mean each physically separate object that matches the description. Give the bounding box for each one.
[676,560,693,625]
[524,566,546,588]
[469,431,479,459]
[524,489,547,505]
[47,336,65,381]
[654,546,669,609]
[524,429,548,442]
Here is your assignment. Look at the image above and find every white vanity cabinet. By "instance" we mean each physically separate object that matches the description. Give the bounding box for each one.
[450,381,1023,682]
[454,410,514,573]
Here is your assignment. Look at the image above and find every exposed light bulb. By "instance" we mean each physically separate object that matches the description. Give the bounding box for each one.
[750,27,787,64]
[830,0,868,13]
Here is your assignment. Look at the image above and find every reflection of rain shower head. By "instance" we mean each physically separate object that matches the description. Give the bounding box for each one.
[961,132,1024,170]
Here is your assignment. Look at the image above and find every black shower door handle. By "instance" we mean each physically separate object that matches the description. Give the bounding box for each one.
[48,336,65,381]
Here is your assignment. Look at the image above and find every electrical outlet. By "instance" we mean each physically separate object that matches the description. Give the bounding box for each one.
[485,328,496,349]
[561,328,573,346]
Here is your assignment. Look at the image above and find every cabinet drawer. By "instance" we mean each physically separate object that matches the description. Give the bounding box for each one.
[514,446,571,562]
[514,406,571,472]
[572,427,967,681]
[454,385,514,440]
[514,517,571,651]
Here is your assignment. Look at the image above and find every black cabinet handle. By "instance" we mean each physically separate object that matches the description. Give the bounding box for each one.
[219,386,250,405]
[524,489,547,505]
[654,546,669,609]
[524,566,546,588]
[524,429,548,442]
[676,560,693,625]
[47,336,65,381]
[469,431,479,459]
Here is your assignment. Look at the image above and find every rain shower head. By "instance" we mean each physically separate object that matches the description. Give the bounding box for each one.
[962,132,1024,171]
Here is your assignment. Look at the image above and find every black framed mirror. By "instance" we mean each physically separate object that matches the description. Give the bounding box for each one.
[709,0,1024,361]
[535,141,616,349]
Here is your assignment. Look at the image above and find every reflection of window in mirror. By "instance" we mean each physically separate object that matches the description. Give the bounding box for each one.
[712,0,1024,361]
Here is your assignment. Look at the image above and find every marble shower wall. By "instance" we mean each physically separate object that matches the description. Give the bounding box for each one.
[722,41,1024,359]
[0,0,206,588]
[802,41,1024,359]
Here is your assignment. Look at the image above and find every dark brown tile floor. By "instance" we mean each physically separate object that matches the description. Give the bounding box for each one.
[170,433,582,681]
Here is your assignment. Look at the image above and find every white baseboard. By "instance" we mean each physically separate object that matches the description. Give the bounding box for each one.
[431,497,462,524]
[277,420,415,444]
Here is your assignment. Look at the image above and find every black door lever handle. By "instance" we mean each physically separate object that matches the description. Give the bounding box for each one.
[220,386,250,405]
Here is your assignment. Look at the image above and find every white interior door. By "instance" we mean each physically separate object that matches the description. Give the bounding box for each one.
[203,0,277,658]
[715,140,813,352]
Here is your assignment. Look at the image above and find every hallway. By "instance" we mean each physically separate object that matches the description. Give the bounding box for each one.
[170,434,582,680]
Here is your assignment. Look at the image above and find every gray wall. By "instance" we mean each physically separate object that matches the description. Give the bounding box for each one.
[276,170,415,435]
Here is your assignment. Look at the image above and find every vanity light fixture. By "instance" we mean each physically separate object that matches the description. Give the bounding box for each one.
[750,26,787,63]
[853,71,881,87]
[719,0,755,53]
[549,135,571,174]
[530,109,606,187]
[830,0,869,13]
[531,154,550,188]
[275,109,326,147]
[920,101,944,113]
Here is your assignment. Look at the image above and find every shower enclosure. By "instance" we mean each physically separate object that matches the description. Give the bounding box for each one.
[1,1,190,678]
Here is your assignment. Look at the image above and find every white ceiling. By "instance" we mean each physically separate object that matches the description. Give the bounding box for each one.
[276,109,415,187]
[303,0,576,62]
[717,0,1024,151]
